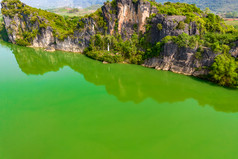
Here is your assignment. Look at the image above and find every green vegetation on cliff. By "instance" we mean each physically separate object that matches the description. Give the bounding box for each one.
[1,0,76,44]
[86,1,238,64]
[149,2,203,16]
[85,1,238,87]
[210,54,238,86]
[148,1,236,33]
[143,2,238,87]
[0,14,8,41]
[1,0,105,45]
[2,0,238,87]
[84,33,144,64]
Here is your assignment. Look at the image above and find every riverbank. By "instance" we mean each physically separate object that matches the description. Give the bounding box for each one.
[2,0,238,88]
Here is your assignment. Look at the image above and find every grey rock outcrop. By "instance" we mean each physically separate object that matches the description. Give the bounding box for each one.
[102,0,152,39]
[144,42,217,76]
[230,41,238,58]
[102,0,199,42]
[149,14,199,44]
[1,1,97,52]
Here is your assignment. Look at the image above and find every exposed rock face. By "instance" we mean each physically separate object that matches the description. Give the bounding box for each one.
[1,2,96,52]
[102,0,199,42]
[230,41,238,58]
[102,0,158,39]
[144,42,217,76]
[2,0,238,77]
[149,14,199,44]
[99,0,211,77]
[2,0,200,52]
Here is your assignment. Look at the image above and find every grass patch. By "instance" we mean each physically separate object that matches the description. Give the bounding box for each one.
[46,5,102,17]
[224,20,238,29]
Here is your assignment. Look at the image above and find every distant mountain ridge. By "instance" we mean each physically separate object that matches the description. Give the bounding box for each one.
[16,0,238,12]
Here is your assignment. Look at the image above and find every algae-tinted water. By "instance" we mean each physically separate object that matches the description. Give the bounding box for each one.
[0,41,238,159]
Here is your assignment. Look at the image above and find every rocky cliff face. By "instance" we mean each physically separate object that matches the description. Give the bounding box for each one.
[3,0,199,51]
[1,1,97,52]
[143,42,217,76]
[230,41,238,58]
[2,0,238,78]
[102,0,153,39]
[100,0,211,76]
[148,14,199,44]
[102,0,199,41]
[100,0,212,76]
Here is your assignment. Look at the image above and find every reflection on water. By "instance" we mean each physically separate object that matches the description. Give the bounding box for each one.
[3,41,238,113]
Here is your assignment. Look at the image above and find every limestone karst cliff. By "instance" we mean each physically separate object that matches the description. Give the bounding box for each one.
[102,0,200,42]
[1,0,238,86]
[1,0,98,52]
[2,0,200,48]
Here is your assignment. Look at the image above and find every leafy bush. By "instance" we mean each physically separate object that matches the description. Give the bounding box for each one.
[132,0,138,3]
[210,54,238,87]
[157,23,163,30]
[85,33,144,64]
[149,1,203,16]
[162,33,200,49]
[0,20,9,41]
[133,24,138,30]
[204,32,238,53]
[177,21,185,30]
[195,47,204,59]
[195,51,202,59]
[86,50,123,63]
[15,39,30,46]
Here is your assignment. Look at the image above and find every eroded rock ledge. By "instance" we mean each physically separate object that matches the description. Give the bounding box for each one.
[143,42,218,76]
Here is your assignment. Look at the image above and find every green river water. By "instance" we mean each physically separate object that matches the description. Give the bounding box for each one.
[0,41,238,159]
